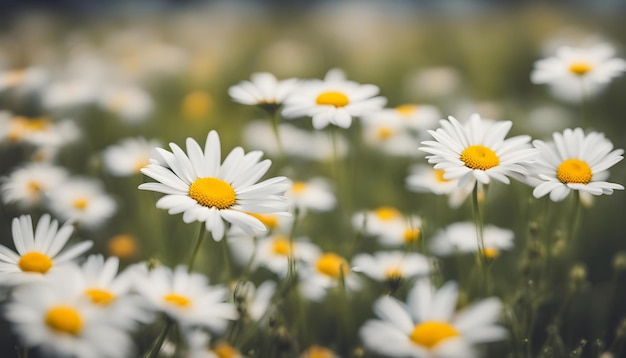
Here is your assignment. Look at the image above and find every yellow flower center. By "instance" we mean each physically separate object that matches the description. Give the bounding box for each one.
[316,91,349,108]
[569,62,592,76]
[556,159,592,184]
[189,177,236,209]
[409,321,460,349]
[5,69,26,87]
[25,118,50,132]
[163,293,191,308]
[291,181,308,194]
[108,234,138,258]
[248,213,279,229]
[404,228,420,243]
[84,288,116,306]
[212,342,239,358]
[45,305,83,335]
[434,169,449,183]
[27,181,42,195]
[376,126,394,140]
[374,207,401,221]
[483,247,499,259]
[460,145,499,171]
[133,157,150,173]
[304,345,335,358]
[395,104,418,117]
[72,197,89,210]
[271,236,292,256]
[316,253,349,278]
[182,91,212,120]
[18,252,53,273]
[385,267,404,280]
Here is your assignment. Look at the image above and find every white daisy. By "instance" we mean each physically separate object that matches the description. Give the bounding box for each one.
[4,271,134,358]
[139,130,290,241]
[43,78,100,111]
[531,43,626,102]
[429,222,514,259]
[228,72,299,106]
[360,109,419,157]
[299,252,361,302]
[102,137,161,177]
[186,329,244,358]
[300,345,341,358]
[0,67,47,93]
[98,84,153,123]
[0,214,92,285]
[360,279,506,358]
[1,162,68,208]
[234,280,277,322]
[531,128,624,202]
[352,251,433,283]
[134,265,238,332]
[419,114,537,188]
[47,177,117,229]
[405,164,474,209]
[0,115,81,147]
[352,206,423,246]
[282,68,387,129]
[286,177,337,214]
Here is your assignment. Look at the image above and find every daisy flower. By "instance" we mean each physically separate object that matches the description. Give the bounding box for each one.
[360,279,506,357]
[233,280,277,322]
[429,222,514,259]
[299,252,361,302]
[98,84,153,123]
[139,130,290,241]
[360,109,419,157]
[531,43,626,102]
[352,206,423,246]
[186,329,245,358]
[134,265,238,332]
[300,345,341,358]
[0,66,47,93]
[47,177,117,229]
[405,164,474,209]
[0,214,92,285]
[531,128,624,202]
[4,271,134,358]
[282,68,387,129]
[419,114,537,188]
[352,251,432,291]
[228,72,299,107]
[1,115,81,147]
[1,162,68,208]
[102,137,161,177]
[286,177,337,214]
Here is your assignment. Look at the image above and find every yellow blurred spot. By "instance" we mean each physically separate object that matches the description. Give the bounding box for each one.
[404,228,420,243]
[395,104,418,117]
[182,91,212,120]
[569,62,592,76]
[302,345,335,358]
[374,206,401,221]
[212,342,239,358]
[108,234,138,259]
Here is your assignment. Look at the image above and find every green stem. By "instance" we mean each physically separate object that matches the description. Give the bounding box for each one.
[187,224,206,273]
[471,184,487,266]
[144,316,173,358]
[268,107,285,158]
[221,234,232,283]
[17,346,28,358]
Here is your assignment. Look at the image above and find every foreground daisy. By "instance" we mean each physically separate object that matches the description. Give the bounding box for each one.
[531,43,626,102]
[429,222,514,259]
[134,265,238,332]
[139,130,290,240]
[228,72,299,108]
[360,279,506,357]
[419,114,537,187]
[0,214,92,285]
[282,68,386,129]
[531,128,624,201]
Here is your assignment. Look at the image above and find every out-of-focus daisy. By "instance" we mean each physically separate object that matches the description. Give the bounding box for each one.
[360,109,419,157]
[4,271,134,358]
[404,67,461,99]
[419,114,537,188]
[242,120,348,160]
[0,115,81,147]
[429,222,514,259]
[531,128,624,202]
[352,206,423,246]
[102,137,161,177]
[47,177,117,229]
[282,68,386,129]
[0,214,92,285]
[299,252,361,302]
[229,72,299,108]
[98,84,153,123]
[229,233,321,277]
[405,164,474,209]
[134,265,238,332]
[107,234,139,259]
[186,329,244,358]
[368,104,440,133]
[42,78,100,111]
[233,280,277,322]
[1,162,68,208]
[531,44,626,102]
[139,130,290,241]
[352,251,432,283]
[300,345,341,358]
[286,178,336,214]
[0,67,47,93]
[360,279,506,357]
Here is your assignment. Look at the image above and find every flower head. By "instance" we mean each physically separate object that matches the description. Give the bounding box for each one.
[352,206,423,246]
[531,128,624,201]
[429,222,514,259]
[102,137,161,177]
[139,130,290,240]
[1,162,68,208]
[228,72,299,107]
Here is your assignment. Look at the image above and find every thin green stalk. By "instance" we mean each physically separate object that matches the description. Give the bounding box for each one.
[268,107,285,158]
[221,234,232,283]
[471,185,487,267]
[144,316,173,358]
[17,346,28,358]
[187,224,207,273]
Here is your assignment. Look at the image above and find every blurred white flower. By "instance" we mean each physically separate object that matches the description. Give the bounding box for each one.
[229,72,299,106]
[1,162,68,208]
[102,137,160,177]
[99,84,153,123]
[299,252,361,302]
[429,222,514,259]
[0,115,80,147]
[404,67,461,99]
[0,67,47,93]
[352,206,423,246]
[360,109,419,157]
[405,165,473,209]
[186,329,244,358]
[234,280,277,322]
[43,78,100,110]
[352,251,432,283]
[286,177,336,214]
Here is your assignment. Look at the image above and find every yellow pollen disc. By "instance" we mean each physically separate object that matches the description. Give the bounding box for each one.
[410,321,460,349]
[404,228,420,243]
[18,252,53,273]
[483,248,499,259]
[25,118,50,132]
[163,293,191,308]
[304,345,335,358]
[374,207,401,221]
[460,145,499,171]
[72,198,89,210]
[272,237,292,256]
[569,62,592,76]
[395,104,418,117]
[189,177,236,209]
[434,169,449,183]
[556,159,592,184]
[108,234,138,258]
[45,305,83,335]
[133,157,150,173]
[213,342,239,358]
[248,212,279,229]
[316,253,349,278]
[315,91,349,108]
[84,288,116,306]
[182,91,212,120]
[376,126,394,140]
[291,181,308,194]
[385,267,404,280]
[27,181,42,194]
